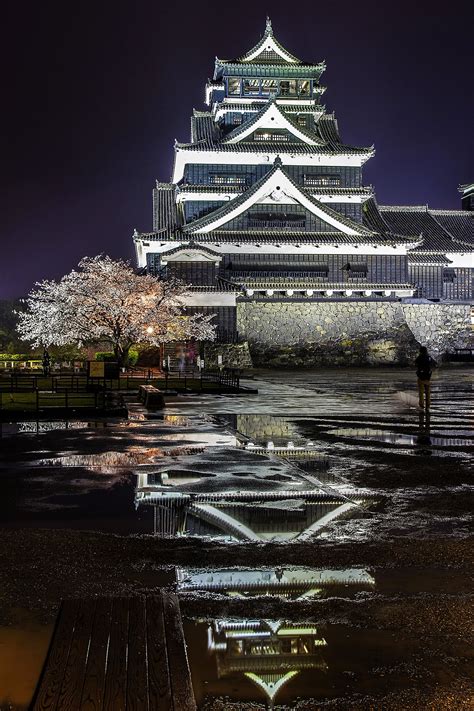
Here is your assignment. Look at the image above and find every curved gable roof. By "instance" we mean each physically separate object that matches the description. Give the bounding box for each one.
[183,159,375,237]
[222,100,324,146]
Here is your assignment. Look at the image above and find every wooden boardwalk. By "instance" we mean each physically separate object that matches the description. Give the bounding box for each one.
[31,594,196,711]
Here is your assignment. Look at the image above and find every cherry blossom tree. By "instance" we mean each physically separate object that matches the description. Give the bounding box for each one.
[16,256,216,366]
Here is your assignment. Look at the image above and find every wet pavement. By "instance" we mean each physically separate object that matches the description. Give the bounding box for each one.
[0,367,472,709]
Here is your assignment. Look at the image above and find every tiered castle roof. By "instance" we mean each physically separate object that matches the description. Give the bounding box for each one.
[133,19,473,301]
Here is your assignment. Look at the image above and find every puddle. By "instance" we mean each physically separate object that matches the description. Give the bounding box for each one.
[183,618,441,709]
[0,369,472,706]
[177,566,375,599]
[0,611,53,711]
[185,617,327,708]
[142,495,371,541]
[328,428,474,448]
[0,420,99,436]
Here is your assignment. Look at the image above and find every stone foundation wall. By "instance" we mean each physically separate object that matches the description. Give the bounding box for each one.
[237,301,471,367]
[203,341,253,369]
[401,303,472,357]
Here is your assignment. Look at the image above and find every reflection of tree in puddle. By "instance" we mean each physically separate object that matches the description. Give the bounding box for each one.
[17,421,90,434]
[39,447,166,471]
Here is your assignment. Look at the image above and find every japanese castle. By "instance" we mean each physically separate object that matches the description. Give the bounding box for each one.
[133,20,473,355]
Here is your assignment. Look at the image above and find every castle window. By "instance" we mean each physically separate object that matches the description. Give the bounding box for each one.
[228,78,241,95]
[342,262,368,279]
[248,211,306,228]
[254,131,290,142]
[261,79,278,94]
[279,79,297,96]
[243,79,260,95]
[443,268,457,283]
[304,174,341,187]
[209,174,247,186]
[298,80,310,96]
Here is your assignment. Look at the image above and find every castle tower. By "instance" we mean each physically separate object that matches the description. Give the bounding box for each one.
[133,20,473,361]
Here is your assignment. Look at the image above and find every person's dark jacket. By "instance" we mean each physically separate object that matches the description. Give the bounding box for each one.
[415,353,436,380]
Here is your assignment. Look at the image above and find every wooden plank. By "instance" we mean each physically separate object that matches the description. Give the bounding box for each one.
[80,598,112,711]
[102,598,128,711]
[162,593,196,711]
[31,599,80,711]
[126,598,148,711]
[56,599,97,711]
[146,595,173,711]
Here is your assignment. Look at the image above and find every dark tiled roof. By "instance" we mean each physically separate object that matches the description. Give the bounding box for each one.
[178,183,372,198]
[316,114,342,146]
[408,253,452,265]
[176,139,373,156]
[187,278,239,293]
[195,231,414,245]
[234,278,414,290]
[152,183,181,232]
[215,60,325,75]
[213,101,325,114]
[235,20,303,65]
[190,113,220,143]
[178,184,245,194]
[182,162,374,237]
[362,197,391,233]
[430,210,474,246]
[134,229,180,242]
[379,206,472,251]
[161,242,221,258]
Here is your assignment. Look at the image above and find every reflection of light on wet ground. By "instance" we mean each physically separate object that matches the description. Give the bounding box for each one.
[184,617,327,707]
[0,614,53,710]
[177,566,375,599]
[328,428,474,447]
[0,421,92,436]
[163,369,474,418]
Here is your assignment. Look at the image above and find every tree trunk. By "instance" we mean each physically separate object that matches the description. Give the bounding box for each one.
[113,343,130,368]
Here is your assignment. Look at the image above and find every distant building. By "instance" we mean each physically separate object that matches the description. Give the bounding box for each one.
[133,20,473,364]
[460,183,474,212]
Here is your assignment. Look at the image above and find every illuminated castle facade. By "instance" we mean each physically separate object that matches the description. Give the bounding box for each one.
[133,20,473,364]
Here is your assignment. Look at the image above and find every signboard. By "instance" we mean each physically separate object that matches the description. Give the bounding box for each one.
[88,361,105,378]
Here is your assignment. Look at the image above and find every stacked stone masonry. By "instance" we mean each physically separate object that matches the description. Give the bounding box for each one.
[237,302,471,366]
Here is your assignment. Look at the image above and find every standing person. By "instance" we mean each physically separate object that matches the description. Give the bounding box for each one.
[42,349,51,377]
[415,346,436,410]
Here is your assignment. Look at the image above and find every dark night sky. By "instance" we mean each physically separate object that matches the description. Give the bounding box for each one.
[1,0,473,298]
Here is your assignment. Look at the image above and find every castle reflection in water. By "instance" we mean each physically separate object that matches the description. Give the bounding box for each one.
[178,566,375,707]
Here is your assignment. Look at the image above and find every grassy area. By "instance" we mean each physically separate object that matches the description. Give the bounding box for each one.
[0,391,104,411]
